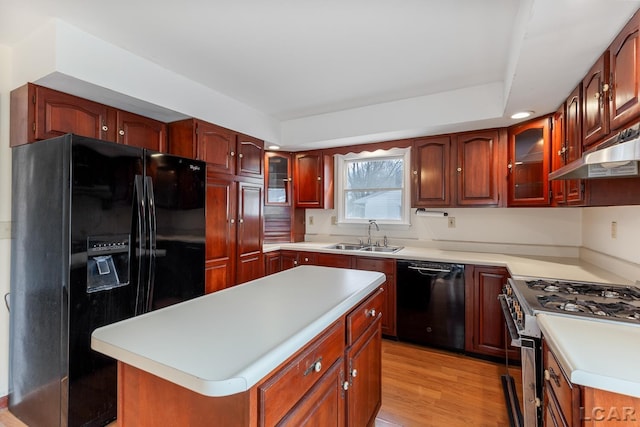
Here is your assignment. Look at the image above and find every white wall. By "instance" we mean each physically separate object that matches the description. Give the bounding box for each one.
[305,207,582,257]
[0,43,12,398]
[582,206,640,265]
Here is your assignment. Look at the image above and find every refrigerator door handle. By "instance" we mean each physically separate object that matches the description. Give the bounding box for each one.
[145,176,157,312]
[134,175,146,316]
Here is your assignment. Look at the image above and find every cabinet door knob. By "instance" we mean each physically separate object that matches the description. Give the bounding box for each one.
[102,125,108,132]
[457,167,462,172]
[413,170,418,175]
[230,151,235,157]
[351,369,358,378]
[314,361,322,373]
[230,219,235,224]
[317,176,321,181]
[238,218,244,224]
[238,153,244,158]
[118,129,125,136]
[367,309,376,318]
[342,381,349,391]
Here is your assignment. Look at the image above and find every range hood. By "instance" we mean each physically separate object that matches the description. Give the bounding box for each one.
[549,123,640,180]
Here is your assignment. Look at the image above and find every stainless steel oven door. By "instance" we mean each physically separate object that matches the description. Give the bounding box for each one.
[520,337,541,427]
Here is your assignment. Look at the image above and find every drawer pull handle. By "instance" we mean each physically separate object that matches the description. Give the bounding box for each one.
[545,368,561,387]
[366,309,376,318]
[303,357,322,376]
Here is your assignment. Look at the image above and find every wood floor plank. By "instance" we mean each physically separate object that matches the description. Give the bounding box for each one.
[1,339,521,426]
[377,339,522,427]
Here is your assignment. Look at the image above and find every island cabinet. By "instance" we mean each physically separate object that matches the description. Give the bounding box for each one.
[464,265,520,360]
[267,251,396,338]
[507,116,552,207]
[97,269,385,427]
[354,257,396,338]
[293,151,334,209]
[10,83,167,151]
[260,287,383,427]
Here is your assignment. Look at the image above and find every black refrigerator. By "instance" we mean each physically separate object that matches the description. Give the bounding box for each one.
[9,134,206,426]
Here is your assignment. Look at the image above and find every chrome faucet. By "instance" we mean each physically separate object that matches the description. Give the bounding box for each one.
[367,220,379,245]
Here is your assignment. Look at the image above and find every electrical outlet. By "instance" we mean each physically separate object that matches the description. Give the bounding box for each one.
[611,221,617,239]
[309,216,314,226]
[448,217,456,228]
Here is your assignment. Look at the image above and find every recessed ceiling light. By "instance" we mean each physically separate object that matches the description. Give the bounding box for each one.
[268,145,280,150]
[510,111,534,120]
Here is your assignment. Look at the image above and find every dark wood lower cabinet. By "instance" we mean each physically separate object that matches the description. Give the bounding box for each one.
[465,265,520,360]
[346,319,382,427]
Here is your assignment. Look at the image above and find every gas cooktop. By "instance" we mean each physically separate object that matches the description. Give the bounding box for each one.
[510,278,640,325]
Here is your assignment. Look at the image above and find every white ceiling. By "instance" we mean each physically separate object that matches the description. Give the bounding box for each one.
[2,0,640,147]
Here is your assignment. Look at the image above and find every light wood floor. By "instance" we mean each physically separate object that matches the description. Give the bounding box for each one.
[376,339,522,427]
[0,339,521,427]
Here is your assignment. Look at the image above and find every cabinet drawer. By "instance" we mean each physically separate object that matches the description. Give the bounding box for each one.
[544,347,574,424]
[346,288,384,346]
[258,320,345,426]
[355,257,395,274]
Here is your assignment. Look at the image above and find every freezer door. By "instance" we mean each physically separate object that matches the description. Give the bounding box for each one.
[69,137,144,426]
[145,152,205,310]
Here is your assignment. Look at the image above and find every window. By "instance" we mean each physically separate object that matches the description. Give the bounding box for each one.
[335,147,411,225]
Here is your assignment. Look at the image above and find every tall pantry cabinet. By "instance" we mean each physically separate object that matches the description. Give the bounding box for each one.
[168,119,264,292]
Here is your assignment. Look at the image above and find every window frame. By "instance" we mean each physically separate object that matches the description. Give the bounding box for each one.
[334,147,411,226]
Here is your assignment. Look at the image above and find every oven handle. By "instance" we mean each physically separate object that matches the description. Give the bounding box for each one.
[408,265,451,273]
[498,295,522,347]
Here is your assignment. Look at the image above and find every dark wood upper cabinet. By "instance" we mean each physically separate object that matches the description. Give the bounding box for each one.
[198,121,236,174]
[609,9,640,132]
[11,83,110,146]
[454,130,501,206]
[293,151,334,209]
[508,116,552,207]
[552,86,586,206]
[582,54,610,148]
[551,104,567,205]
[10,83,167,151]
[236,133,264,178]
[265,152,292,206]
[564,86,586,205]
[168,119,263,177]
[116,110,166,152]
[411,136,451,207]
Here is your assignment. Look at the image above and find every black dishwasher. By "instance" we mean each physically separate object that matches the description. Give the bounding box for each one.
[396,260,465,351]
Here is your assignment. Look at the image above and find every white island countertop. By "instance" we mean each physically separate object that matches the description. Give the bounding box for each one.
[91,266,385,397]
[537,313,640,398]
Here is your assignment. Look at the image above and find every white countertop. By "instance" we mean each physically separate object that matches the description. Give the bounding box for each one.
[537,313,640,398]
[91,266,385,397]
[265,242,633,285]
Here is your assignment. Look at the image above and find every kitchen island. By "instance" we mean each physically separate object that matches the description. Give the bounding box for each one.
[91,266,386,426]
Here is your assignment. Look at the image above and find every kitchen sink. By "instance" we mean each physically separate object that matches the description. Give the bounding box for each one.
[325,243,404,253]
[326,243,367,250]
[359,245,404,253]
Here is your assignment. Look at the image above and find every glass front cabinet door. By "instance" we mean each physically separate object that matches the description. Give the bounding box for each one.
[507,117,552,206]
[265,152,292,205]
